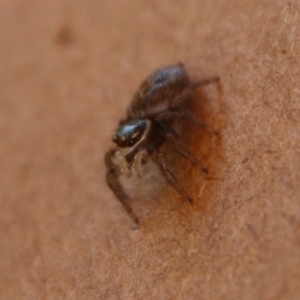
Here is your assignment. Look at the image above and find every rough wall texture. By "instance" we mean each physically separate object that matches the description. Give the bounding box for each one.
[0,0,300,299]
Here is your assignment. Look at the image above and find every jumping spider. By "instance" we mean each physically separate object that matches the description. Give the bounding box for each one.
[105,63,219,223]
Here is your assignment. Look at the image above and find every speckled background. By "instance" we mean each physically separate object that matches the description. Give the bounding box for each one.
[1,1,300,299]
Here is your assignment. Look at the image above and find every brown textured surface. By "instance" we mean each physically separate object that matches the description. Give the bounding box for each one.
[1,0,300,299]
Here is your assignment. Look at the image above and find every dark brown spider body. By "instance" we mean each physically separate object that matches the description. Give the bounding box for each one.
[126,64,190,120]
[105,63,219,224]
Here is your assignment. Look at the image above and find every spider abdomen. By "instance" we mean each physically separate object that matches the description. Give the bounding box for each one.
[127,64,190,119]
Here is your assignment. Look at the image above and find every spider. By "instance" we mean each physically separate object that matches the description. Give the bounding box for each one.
[105,63,219,223]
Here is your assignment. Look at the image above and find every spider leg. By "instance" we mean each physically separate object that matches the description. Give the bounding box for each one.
[194,76,220,88]
[105,148,139,224]
[160,123,207,173]
[171,76,220,108]
[155,110,219,136]
[115,149,131,177]
[132,149,148,177]
[153,151,193,203]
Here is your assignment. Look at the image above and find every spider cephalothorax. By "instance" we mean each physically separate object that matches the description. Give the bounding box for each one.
[105,63,219,223]
[113,119,151,152]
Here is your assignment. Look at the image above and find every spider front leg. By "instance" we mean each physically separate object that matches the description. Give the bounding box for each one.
[153,151,193,203]
[115,149,131,176]
[132,149,148,177]
[105,148,139,224]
